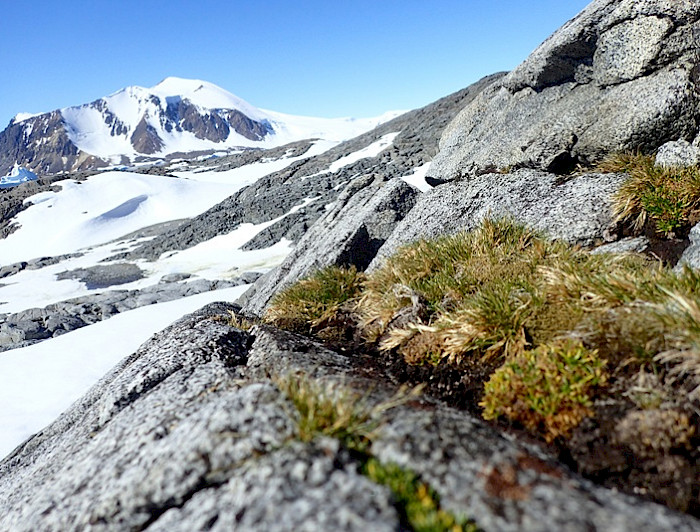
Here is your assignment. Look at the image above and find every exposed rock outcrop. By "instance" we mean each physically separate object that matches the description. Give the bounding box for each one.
[0,276,251,352]
[428,0,700,182]
[369,169,626,270]
[1,305,696,530]
[241,176,419,316]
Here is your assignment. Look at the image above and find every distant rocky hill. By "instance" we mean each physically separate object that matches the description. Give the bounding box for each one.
[2,0,700,530]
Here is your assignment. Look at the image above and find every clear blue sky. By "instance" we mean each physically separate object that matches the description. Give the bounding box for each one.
[1,1,591,127]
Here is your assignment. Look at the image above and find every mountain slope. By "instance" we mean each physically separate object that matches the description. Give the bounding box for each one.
[0,77,401,176]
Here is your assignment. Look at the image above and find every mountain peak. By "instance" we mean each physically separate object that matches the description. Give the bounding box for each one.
[147,77,265,120]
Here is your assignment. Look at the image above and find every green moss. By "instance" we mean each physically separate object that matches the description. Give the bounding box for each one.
[362,458,479,532]
[481,340,608,442]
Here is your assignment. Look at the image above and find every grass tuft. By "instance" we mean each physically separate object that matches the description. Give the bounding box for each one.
[269,218,700,452]
[264,265,365,337]
[598,152,700,236]
[274,373,376,452]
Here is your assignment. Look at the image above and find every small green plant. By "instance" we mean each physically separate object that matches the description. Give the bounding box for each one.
[481,340,607,442]
[274,373,376,452]
[276,373,476,531]
[362,458,479,532]
[265,265,365,336]
[598,152,700,236]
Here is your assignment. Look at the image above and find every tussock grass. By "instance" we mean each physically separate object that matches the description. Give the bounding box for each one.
[358,219,582,363]
[598,152,700,236]
[269,219,700,449]
[264,265,365,336]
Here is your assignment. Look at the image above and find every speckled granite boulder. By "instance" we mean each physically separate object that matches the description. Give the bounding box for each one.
[428,0,700,181]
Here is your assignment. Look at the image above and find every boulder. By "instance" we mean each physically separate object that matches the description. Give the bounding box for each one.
[369,169,625,270]
[428,0,700,182]
[655,139,700,167]
[675,222,700,271]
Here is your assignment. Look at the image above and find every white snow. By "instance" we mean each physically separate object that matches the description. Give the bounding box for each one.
[0,171,244,265]
[400,162,432,192]
[171,139,335,185]
[12,112,42,124]
[151,77,268,122]
[328,132,400,172]
[0,284,250,459]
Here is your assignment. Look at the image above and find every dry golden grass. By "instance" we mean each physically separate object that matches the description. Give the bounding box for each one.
[269,218,700,444]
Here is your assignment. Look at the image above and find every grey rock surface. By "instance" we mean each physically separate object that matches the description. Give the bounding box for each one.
[655,139,700,167]
[592,236,650,255]
[675,222,700,271]
[2,306,697,531]
[369,169,626,271]
[428,0,700,182]
[122,74,504,262]
[56,263,145,289]
[240,176,419,316]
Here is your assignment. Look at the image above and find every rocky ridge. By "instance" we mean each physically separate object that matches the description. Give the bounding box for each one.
[120,73,504,262]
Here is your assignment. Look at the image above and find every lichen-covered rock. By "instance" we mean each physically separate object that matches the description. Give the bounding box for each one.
[146,440,400,532]
[428,0,700,181]
[655,139,700,167]
[369,169,625,271]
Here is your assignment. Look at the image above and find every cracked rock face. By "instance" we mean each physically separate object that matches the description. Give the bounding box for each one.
[428,0,700,181]
[1,306,698,531]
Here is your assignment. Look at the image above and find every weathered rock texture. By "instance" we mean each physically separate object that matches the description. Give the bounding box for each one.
[1,305,697,531]
[241,176,419,316]
[676,222,700,271]
[369,169,626,270]
[428,0,700,181]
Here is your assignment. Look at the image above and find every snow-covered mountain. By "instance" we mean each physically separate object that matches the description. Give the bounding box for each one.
[0,77,401,177]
